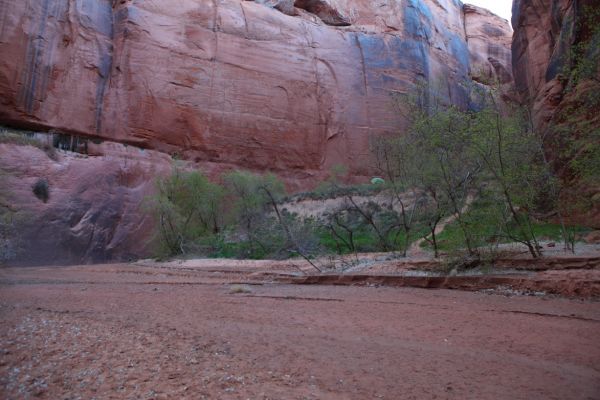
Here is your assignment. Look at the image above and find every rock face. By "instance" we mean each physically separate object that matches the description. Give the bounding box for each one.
[511,0,600,131]
[463,4,512,85]
[0,142,174,265]
[0,1,515,264]
[0,0,511,186]
[293,0,354,25]
[512,0,600,129]
[252,0,296,16]
[512,0,600,226]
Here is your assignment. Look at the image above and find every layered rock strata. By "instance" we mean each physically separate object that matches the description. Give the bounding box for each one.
[0,0,515,263]
[0,0,512,184]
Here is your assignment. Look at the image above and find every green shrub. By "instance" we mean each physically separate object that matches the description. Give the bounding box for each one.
[148,167,225,256]
[0,172,21,263]
[0,127,58,160]
[32,178,50,203]
[420,197,590,253]
[148,168,323,261]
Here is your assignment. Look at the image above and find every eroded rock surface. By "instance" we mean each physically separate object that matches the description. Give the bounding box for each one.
[512,0,600,130]
[0,142,174,265]
[512,0,600,226]
[0,1,516,264]
[0,0,511,184]
[251,0,296,16]
[463,4,512,84]
[293,0,353,25]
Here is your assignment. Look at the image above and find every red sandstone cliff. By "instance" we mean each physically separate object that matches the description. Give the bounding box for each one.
[464,4,512,85]
[512,0,600,133]
[0,141,173,265]
[512,0,600,226]
[0,0,512,183]
[0,0,514,264]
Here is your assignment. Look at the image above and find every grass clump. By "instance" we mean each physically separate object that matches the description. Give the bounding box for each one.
[0,127,58,160]
[228,284,253,294]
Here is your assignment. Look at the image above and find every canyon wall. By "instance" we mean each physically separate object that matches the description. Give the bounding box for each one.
[512,0,600,133]
[0,141,172,265]
[0,0,512,184]
[464,4,512,85]
[512,0,600,226]
[0,0,514,264]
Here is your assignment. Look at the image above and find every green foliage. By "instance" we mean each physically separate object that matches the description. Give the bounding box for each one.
[419,197,497,252]
[223,171,322,262]
[297,182,383,201]
[567,5,600,87]
[319,217,428,255]
[570,139,600,185]
[32,178,50,203]
[150,167,225,256]
[422,197,590,252]
[528,222,590,241]
[0,171,20,263]
[147,82,591,263]
[148,168,323,261]
[221,170,288,257]
[374,81,573,259]
[376,83,487,257]
[546,80,600,226]
[321,203,383,253]
[565,103,600,186]
[0,127,58,160]
[288,163,389,202]
[222,170,285,226]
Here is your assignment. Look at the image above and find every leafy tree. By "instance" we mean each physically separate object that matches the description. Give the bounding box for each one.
[380,84,481,257]
[151,167,225,256]
[222,170,284,255]
[223,170,321,267]
[378,82,553,259]
[467,97,545,258]
[325,208,359,255]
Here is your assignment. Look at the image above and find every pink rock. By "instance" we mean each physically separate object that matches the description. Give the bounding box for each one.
[511,0,600,227]
[463,4,513,85]
[0,0,517,263]
[0,142,174,265]
[0,0,512,185]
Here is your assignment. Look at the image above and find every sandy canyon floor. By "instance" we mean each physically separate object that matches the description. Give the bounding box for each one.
[0,261,599,400]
